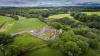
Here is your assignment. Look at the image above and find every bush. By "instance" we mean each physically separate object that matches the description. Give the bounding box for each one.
[26,14,39,18]
[88,14,100,22]
[64,41,81,56]
[0,32,14,56]
[40,12,50,18]
[48,22,62,29]
[89,39,99,49]
[10,15,19,20]
[54,17,77,28]
[0,32,13,45]
[87,22,100,29]
[71,13,100,23]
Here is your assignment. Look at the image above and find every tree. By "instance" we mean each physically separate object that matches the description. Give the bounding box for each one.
[63,41,81,56]
[48,22,62,29]
[55,17,77,28]
[87,21,100,29]
[89,39,99,49]
[6,45,20,56]
[10,15,19,20]
[41,12,49,18]
[51,30,90,56]
[0,32,14,56]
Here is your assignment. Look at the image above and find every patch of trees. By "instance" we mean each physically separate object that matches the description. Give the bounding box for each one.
[51,27,100,56]
[39,12,50,22]
[48,17,78,30]
[0,32,14,56]
[71,12,100,29]
[74,29,100,49]
[40,12,50,18]
[0,7,99,19]
[51,31,89,56]
[48,12,100,56]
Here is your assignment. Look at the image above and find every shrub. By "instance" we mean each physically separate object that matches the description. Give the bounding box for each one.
[48,22,62,29]
[10,15,19,20]
[89,39,99,49]
[87,22,100,29]
[54,17,77,28]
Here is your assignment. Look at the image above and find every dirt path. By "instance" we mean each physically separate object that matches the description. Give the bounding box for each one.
[11,26,61,41]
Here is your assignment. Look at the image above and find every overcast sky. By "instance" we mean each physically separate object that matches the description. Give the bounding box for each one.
[0,0,100,6]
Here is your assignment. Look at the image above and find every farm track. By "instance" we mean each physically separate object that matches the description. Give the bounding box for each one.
[11,26,61,41]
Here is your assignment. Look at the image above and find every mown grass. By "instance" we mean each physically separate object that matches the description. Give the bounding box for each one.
[0,16,15,23]
[49,14,73,19]
[49,14,80,23]
[0,16,15,32]
[82,12,100,16]
[8,18,47,33]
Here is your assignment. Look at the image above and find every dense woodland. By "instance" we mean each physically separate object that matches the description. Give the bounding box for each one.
[0,7,100,56]
[0,7,100,18]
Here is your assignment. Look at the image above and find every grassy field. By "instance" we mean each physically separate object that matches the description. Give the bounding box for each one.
[7,33,63,56]
[25,48,64,56]
[8,18,47,33]
[10,33,47,51]
[0,16,15,23]
[49,14,80,23]
[0,16,47,33]
[82,12,100,16]
[49,14,73,19]
[0,16,15,32]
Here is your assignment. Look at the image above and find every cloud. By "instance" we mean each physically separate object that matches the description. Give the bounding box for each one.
[0,0,99,6]
[69,0,99,3]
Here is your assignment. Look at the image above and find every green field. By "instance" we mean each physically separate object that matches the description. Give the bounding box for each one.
[25,48,64,56]
[11,33,47,50]
[49,14,73,19]
[0,16,15,23]
[8,18,47,33]
[82,12,100,16]
[0,16,15,32]
[0,16,47,33]
[8,33,63,56]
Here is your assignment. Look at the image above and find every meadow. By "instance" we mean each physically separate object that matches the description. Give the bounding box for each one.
[82,12,100,15]
[49,14,73,19]
[8,18,47,33]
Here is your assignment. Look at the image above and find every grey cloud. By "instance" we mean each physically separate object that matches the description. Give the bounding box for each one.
[0,0,99,7]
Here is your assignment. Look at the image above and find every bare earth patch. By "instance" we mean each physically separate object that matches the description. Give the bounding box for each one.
[12,26,61,41]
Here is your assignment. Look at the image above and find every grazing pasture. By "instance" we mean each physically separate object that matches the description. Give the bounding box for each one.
[82,12,100,16]
[8,18,47,33]
[49,14,73,19]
